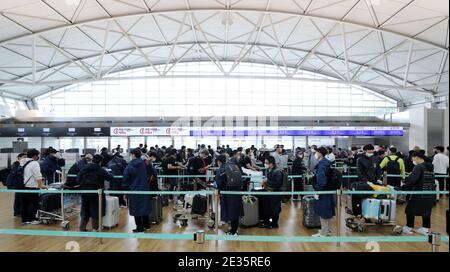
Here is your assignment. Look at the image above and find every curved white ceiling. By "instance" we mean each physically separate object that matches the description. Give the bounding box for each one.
[0,0,448,106]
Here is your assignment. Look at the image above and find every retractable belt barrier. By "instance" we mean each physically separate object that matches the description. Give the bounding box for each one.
[1,189,447,195]
[0,179,448,252]
[65,174,449,179]
[0,229,447,245]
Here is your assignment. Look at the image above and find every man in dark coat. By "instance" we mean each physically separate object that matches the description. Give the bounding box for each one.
[122,148,152,233]
[259,156,283,229]
[399,151,436,236]
[215,155,244,235]
[78,154,113,232]
[100,147,112,167]
[41,148,65,184]
[66,154,92,187]
[312,147,335,237]
[291,151,307,200]
[356,144,382,184]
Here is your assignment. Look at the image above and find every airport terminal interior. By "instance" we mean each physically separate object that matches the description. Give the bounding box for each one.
[0,0,449,253]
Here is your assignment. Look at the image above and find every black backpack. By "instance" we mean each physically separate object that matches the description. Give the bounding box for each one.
[420,170,436,200]
[386,157,401,175]
[224,163,243,188]
[80,170,101,189]
[325,168,343,190]
[6,160,34,189]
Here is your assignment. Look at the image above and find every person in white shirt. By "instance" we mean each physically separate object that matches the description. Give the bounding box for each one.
[20,149,46,225]
[325,147,336,164]
[432,146,449,192]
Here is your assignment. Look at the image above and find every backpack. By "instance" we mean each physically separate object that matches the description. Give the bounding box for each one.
[386,156,401,175]
[224,163,243,188]
[145,160,158,191]
[325,168,343,190]
[6,160,34,189]
[79,169,101,189]
[107,157,126,176]
[420,170,436,200]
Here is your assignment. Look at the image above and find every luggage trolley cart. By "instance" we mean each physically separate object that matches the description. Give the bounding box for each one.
[172,181,216,229]
[37,183,81,230]
[345,186,398,233]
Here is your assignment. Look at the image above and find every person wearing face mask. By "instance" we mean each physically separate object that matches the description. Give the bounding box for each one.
[292,150,307,200]
[307,145,319,173]
[259,156,283,229]
[356,144,382,184]
[398,151,436,236]
[312,147,335,237]
[19,149,46,225]
[122,149,152,233]
[162,149,185,194]
[144,152,159,192]
[41,148,65,184]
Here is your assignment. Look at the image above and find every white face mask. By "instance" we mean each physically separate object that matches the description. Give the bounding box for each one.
[413,160,418,166]
[314,153,320,161]
[366,153,374,158]
[264,163,270,168]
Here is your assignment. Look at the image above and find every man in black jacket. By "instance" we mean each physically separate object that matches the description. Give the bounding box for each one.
[259,156,283,229]
[100,147,112,167]
[356,144,382,184]
[78,155,113,232]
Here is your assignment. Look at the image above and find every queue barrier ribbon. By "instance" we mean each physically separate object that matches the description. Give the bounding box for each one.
[0,189,448,196]
[0,229,447,244]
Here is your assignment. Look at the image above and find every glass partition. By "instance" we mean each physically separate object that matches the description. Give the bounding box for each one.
[111,137,128,153]
[43,137,60,151]
[60,137,84,152]
[130,137,145,150]
[86,137,109,152]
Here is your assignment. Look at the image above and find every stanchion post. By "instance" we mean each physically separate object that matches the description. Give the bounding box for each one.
[429,232,441,252]
[336,189,342,247]
[194,230,205,244]
[214,189,219,248]
[98,189,103,245]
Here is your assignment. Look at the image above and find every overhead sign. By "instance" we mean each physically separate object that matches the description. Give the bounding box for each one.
[110,127,190,136]
[110,127,404,137]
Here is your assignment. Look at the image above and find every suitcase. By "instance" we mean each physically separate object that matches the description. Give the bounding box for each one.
[302,196,321,229]
[161,194,169,207]
[39,193,61,212]
[379,199,396,222]
[102,196,120,228]
[149,196,163,224]
[240,195,259,227]
[362,198,381,221]
[191,194,207,215]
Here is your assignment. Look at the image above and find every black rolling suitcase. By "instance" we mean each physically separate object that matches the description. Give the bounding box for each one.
[39,193,61,212]
[149,196,163,224]
[191,195,207,215]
